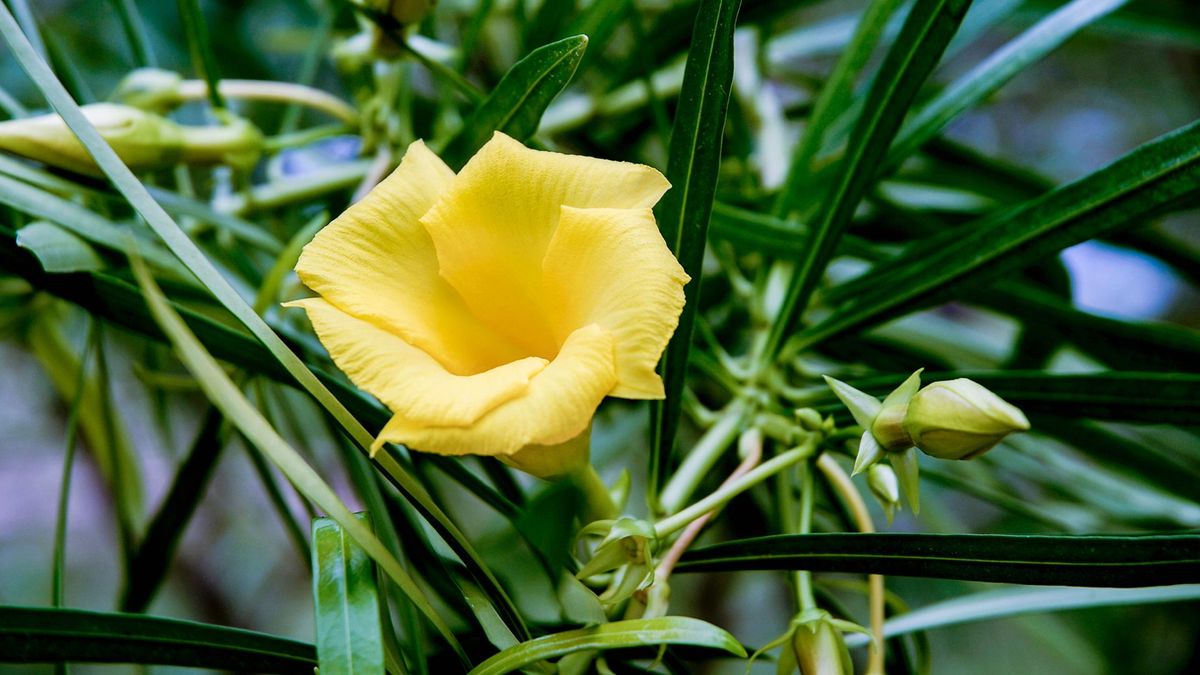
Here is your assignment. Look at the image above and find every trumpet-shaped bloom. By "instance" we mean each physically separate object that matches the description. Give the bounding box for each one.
[290,133,688,476]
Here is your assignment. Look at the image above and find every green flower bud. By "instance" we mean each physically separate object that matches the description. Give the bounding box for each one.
[111,68,185,112]
[867,463,901,524]
[790,612,854,675]
[0,103,184,176]
[904,378,1030,460]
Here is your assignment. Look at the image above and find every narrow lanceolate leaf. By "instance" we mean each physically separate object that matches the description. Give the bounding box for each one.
[312,514,385,675]
[439,35,588,169]
[886,0,1130,166]
[801,119,1200,351]
[812,371,1200,425]
[467,617,747,675]
[0,606,315,672]
[760,0,974,363]
[649,0,741,506]
[0,6,527,645]
[677,533,1200,587]
[844,585,1200,647]
[130,258,466,664]
[16,221,105,273]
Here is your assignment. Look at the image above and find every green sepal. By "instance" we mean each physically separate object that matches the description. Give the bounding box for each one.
[822,375,882,429]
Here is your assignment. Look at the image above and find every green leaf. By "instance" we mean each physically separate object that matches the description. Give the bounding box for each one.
[649,0,742,506]
[977,282,1200,373]
[774,0,906,218]
[439,35,588,170]
[0,173,186,278]
[16,221,105,273]
[312,513,386,675]
[677,532,1200,586]
[121,408,226,613]
[129,257,467,664]
[175,0,224,109]
[466,617,747,675]
[0,605,315,672]
[0,7,527,645]
[760,0,974,363]
[802,119,1200,351]
[886,0,1131,166]
[845,584,1200,647]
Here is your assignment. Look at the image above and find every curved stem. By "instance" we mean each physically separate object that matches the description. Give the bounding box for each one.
[177,79,359,126]
[818,453,885,675]
[655,435,816,539]
[659,398,753,514]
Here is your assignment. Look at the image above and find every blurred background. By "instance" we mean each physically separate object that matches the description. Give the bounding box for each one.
[1,0,1198,673]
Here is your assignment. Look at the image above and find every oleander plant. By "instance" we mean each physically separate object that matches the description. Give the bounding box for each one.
[0,0,1198,673]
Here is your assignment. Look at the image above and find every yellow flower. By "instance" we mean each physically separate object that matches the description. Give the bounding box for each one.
[288,133,689,477]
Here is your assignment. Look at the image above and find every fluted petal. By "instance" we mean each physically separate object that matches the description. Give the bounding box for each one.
[543,206,689,398]
[374,324,617,457]
[290,299,547,426]
[419,132,670,358]
[294,140,526,375]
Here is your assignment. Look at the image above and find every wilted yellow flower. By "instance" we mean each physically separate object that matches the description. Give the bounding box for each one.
[904,378,1030,460]
[289,133,688,477]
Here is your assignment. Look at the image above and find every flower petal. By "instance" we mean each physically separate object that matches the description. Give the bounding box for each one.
[294,140,526,375]
[374,323,617,456]
[289,298,547,426]
[543,206,689,399]
[419,132,670,358]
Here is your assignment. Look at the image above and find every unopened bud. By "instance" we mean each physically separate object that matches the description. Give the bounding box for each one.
[111,68,185,112]
[904,379,1030,460]
[791,613,854,675]
[795,408,825,433]
[867,464,901,524]
[0,103,184,176]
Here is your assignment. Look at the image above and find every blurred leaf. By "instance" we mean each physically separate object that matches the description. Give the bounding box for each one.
[121,408,225,613]
[176,0,224,108]
[16,221,104,273]
[886,0,1130,166]
[845,585,1200,647]
[0,8,528,644]
[0,606,315,672]
[312,513,386,675]
[803,119,1200,351]
[439,35,588,169]
[130,256,467,664]
[650,0,742,505]
[0,173,187,279]
[467,617,747,675]
[761,0,975,362]
[678,532,1200,586]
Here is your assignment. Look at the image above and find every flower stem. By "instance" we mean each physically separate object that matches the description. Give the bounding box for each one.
[655,435,816,539]
[817,453,886,675]
[569,464,619,523]
[795,461,818,612]
[177,79,359,125]
[659,398,753,515]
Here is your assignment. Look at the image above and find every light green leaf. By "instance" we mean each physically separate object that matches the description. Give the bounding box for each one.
[467,617,747,675]
[313,513,386,675]
[845,585,1200,647]
[16,221,105,273]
